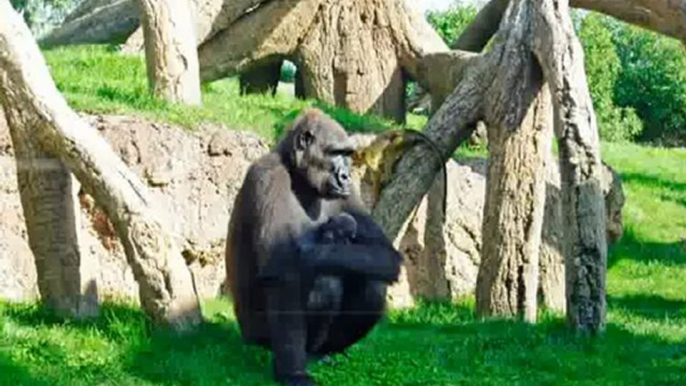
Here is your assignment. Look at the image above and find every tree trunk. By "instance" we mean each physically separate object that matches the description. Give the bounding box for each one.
[2,134,99,319]
[239,60,282,96]
[477,83,552,323]
[0,0,201,331]
[533,0,608,333]
[539,174,566,313]
[468,0,554,323]
[136,0,202,105]
[296,1,408,123]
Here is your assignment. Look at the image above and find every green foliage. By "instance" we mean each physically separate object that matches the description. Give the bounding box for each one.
[10,0,77,35]
[43,45,405,143]
[2,144,686,386]
[578,12,686,145]
[579,13,643,142]
[611,23,686,146]
[425,2,478,46]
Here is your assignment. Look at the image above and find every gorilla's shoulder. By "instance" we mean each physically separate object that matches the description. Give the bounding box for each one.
[244,152,291,188]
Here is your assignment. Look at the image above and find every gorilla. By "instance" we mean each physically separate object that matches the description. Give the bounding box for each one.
[224,108,402,386]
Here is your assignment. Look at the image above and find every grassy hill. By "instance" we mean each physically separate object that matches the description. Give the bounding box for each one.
[0,45,684,386]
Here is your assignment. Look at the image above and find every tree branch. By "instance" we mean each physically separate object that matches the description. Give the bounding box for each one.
[452,0,508,51]
[373,56,489,240]
[454,0,686,51]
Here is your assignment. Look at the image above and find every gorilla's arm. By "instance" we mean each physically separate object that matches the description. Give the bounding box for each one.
[300,211,402,283]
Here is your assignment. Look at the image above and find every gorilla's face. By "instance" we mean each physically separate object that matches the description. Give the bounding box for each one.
[291,115,354,199]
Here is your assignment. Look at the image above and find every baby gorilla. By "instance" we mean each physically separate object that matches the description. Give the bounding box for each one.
[299,213,358,311]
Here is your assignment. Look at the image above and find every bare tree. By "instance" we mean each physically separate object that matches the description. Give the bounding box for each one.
[0,0,201,331]
[136,0,201,105]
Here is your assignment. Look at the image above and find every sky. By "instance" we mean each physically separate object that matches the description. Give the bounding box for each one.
[414,0,486,14]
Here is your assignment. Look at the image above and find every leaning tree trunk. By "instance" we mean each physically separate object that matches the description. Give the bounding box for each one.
[0,0,202,331]
[2,130,99,319]
[136,0,202,105]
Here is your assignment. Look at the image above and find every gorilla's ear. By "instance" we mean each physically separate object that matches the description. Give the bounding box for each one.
[297,130,315,150]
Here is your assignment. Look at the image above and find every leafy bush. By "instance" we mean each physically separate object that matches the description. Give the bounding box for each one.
[425,2,478,46]
[611,22,686,145]
[579,13,642,142]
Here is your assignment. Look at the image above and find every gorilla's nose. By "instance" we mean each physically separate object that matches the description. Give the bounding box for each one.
[337,169,351,184]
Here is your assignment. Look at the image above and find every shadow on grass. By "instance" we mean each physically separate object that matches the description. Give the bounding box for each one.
[0,354,55,386]
[379,301,686,386]
[621,172,686,196]
[608,294,686,323]
[0,301,274,386]
[1,300,685,386]
[621,172,686,209]
[608,227,685,268]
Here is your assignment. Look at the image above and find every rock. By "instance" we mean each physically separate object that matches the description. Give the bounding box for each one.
[397,157,625,305]
[0,113,268,302]
[601,163,625,243]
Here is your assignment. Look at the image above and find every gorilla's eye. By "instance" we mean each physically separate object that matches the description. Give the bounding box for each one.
[326,148,354,157]
[297,131,315,149]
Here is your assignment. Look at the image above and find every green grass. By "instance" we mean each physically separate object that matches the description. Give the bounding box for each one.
[1,45,685,385]
[43,45,413,141]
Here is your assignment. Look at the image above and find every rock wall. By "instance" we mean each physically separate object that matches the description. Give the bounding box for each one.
[0,112,624,307]
[0,112,269,302]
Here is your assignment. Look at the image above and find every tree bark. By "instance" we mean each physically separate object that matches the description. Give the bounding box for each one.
[0,0,202,331]
[477,85,553,322]
[136,0,202,105]
[533,0,608,333]
[452,0,508,51]
[374,0,606,332]
[471,0,553,322]
[572,0,686,43]
[539,176,566,313]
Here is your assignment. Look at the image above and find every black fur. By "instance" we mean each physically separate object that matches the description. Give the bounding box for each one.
[224,109,402,386]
